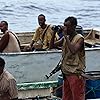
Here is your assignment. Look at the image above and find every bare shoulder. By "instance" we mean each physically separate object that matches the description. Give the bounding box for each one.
[2,32,9,40]
[0,32,9,52]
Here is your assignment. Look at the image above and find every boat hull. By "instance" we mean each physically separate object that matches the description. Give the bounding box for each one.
[0,48,100,83]
[1,50,62,83]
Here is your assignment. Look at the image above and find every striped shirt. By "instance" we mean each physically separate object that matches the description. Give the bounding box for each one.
[0,69,18,100]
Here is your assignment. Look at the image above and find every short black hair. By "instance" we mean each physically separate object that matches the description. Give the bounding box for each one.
[64,16,77,26]
[0,57,5,68]
[1,21,8,26]
[38,14,45,19]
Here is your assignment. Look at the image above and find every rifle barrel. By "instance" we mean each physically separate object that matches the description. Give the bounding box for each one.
[45,63,61,79]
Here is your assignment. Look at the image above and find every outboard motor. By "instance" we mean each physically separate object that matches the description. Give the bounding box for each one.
[75,25,83,35]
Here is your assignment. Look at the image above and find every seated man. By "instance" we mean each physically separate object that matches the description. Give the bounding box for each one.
[0,21,21,53]
[0,57,18,100]
[24,14,56,51]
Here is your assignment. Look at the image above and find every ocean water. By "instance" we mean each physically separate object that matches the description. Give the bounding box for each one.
[0,0,100,32]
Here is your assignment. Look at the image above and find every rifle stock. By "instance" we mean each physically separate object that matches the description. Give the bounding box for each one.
[45,60,61,79]
[77,69,100,80]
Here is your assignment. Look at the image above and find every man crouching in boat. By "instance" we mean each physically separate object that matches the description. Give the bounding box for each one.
[24,14,57,51]
[0,21,21,53]
[49,16,86,100]
[0,57,18,100]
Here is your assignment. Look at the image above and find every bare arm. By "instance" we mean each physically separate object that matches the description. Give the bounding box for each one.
[65,35,84,54]
[29,29,39,48]
[30,40,35,47]
[0,33,9,52]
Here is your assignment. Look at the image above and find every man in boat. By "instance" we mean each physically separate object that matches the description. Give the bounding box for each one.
[0,57,18,100]
[49,16,85,100]
[0,21,21,53]
[24,14,57,51]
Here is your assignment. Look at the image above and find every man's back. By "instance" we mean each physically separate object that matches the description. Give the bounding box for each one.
[2,31,21,53]
[0,70,18,100]
[0,21,21,53]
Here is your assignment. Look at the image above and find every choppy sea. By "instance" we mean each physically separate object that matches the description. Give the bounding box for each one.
[0,0,100,32]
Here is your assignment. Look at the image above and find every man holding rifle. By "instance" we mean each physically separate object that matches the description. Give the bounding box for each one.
[49,16,85,100]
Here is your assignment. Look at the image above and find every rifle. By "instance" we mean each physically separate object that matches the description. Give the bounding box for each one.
[45,59,61,79]
[45,64,100,80]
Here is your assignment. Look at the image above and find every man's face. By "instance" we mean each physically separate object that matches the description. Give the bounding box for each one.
[0,22,7,32]
[63,21,73,35]
[38,16,45,27]
[63,21,75,35]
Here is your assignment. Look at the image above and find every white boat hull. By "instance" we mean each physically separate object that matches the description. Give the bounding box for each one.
[0,47,100,83]
[1,50,61,83]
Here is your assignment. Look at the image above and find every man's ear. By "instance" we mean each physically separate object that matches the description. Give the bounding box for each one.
[73,25,76,29]
[74,25,76,28]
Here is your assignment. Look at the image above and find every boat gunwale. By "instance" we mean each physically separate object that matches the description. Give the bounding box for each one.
[17,81,58,90]
[0,47,100,56]
[0,50,62,56]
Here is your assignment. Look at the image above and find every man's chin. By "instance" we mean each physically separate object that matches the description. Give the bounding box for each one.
[39,24,43,27]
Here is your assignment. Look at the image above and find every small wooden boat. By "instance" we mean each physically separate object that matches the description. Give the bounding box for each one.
[0,27,100,48]
[18,27,100,48]
[84,28,100,47]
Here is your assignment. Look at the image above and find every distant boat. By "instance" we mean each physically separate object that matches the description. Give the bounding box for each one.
[19,27,100,48]
[0,27,100,48]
